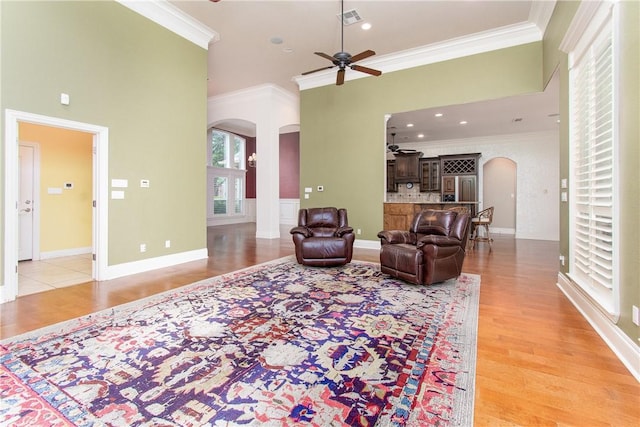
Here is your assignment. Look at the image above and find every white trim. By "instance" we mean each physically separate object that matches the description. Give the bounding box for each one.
[528,0,557,35]
[116,0,218,50]
[559,0,612,54]
[557,273,640,382]
[295,21,542,90]
[3,110,109,303]
[354,239,380,250]
[40,247,92,260]
[490,227,516,235]
[103,248,208,281]
[279,199,300,226]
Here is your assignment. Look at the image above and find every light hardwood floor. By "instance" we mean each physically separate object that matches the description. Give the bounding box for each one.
[1,224,638,426]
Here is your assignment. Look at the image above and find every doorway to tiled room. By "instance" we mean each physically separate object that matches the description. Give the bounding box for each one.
[17,122,94,297]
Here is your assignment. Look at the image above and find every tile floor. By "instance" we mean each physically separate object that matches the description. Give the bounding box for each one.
[18,254,93,297]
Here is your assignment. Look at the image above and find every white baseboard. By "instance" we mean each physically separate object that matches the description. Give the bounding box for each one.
[557,273,640,382]
[354,239,380,250]
[103,248,208,281]
[40,246,92,260]
[490,227,515,235]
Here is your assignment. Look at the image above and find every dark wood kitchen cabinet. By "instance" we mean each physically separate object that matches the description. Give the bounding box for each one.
[387,160,397,192]
[419,158,440,192]
[393,152,422,183]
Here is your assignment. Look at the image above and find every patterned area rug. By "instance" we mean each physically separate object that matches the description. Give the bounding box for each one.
[1,257,480,426]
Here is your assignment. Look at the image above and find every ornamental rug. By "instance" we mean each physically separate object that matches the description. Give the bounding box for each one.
[0,257,480,427]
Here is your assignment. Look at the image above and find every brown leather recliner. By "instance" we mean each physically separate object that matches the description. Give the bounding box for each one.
[377,209,471,285]
[290,207,355,267]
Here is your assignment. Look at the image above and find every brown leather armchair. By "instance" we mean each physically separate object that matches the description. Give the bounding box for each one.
[290,207,355,267]
[377,209,471,285]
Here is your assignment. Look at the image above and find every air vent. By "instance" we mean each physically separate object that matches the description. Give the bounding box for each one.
[337,9,362,25]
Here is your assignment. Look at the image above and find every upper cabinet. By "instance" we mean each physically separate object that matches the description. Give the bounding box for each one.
[419,157,440,192]
[393,151,422,183]
[387,160,397,193]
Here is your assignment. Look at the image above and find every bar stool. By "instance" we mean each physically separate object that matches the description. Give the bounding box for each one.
[470,206,494,251]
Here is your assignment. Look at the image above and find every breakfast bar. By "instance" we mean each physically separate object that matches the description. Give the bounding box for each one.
[383,202,479,231]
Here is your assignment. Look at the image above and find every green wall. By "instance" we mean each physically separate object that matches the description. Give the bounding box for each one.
[300,42,542,241]
[299,0,639,346]
[1,1,208,271]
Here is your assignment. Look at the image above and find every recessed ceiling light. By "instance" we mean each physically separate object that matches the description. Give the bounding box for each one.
[417,134,424,138]
[434,113,443,117]
[406,123,414,127]
[361,22,372,30]
[283,47,294,53]
[459,121,468,125]
[270,37,283,45]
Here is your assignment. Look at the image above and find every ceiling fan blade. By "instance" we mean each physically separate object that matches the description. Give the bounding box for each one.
[351,64,382,77]
[301,65,335,76]
[350,49,376,63]
[336,68,345,86]
[314,52,336,62]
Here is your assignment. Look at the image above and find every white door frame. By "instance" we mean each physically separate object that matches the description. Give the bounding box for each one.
[18,142,41,261]
[3,109,109,303]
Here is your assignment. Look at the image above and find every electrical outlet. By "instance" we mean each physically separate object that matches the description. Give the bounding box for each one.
[633,305,640,326]
[357,229,362,235]
[140,243,146,253]
[559,255,565,266]
[165,240,171,248]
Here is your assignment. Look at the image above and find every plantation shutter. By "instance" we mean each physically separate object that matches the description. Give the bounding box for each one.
[567,3,617,315]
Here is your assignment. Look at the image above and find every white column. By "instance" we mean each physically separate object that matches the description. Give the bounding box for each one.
[255,118,280,239]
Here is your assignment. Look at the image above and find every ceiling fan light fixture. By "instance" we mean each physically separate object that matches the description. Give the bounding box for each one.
[301,0,381,86]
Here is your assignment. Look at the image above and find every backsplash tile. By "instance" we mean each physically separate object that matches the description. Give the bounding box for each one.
[387,185,440,202]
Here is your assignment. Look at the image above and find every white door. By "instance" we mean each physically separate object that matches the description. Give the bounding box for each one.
[19,144,35,261]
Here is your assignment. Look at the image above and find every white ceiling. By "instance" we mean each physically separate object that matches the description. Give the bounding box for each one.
[169,0,558,139]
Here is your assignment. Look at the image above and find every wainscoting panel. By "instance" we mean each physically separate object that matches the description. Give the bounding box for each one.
[207,199,299,227]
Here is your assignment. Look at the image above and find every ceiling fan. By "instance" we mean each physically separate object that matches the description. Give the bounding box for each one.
[387,132,419,154]
[302,0,382,86]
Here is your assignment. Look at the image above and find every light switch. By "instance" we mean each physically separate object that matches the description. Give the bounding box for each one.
[111,179,128,188]
[561,178,567,189]
[561,192,567,202]
[111,190,125,199]
[60,93,70,105]
[47,187,62,195]
[304,187,312,193]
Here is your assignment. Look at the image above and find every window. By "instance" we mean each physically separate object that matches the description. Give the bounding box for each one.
[208,129,247,218]
[565,1,619,317]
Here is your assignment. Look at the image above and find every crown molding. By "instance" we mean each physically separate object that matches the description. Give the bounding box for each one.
[294,21,542,91]
[116,0,218,50]
[559,0,613,54]
[529,0,557,35]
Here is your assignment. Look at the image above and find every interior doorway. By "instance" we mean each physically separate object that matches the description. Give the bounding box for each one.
[483,157,517,235]
[3,110,109,303]
[18,124,94,296]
